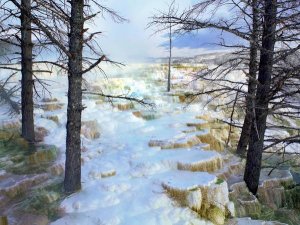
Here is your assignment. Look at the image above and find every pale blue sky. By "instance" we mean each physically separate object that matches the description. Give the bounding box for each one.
[92,0,236,62]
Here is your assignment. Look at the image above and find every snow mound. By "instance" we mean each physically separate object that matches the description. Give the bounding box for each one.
[161,171,233,225]
[160,170,217,190]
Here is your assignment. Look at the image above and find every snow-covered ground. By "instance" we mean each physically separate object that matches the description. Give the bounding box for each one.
[1,63,294,225]
[20,64,222,225]
[32,64,217,225]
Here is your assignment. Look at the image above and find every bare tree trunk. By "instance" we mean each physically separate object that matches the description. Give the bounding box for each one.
[64,0,84,193]
[20,0,35,143]
[244,0,277,195]
[237,0,259,156]
[167,23,172,92]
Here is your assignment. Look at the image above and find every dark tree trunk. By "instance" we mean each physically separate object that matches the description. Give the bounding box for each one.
[237,0,259,156]
[20,0,35,143]
[167,23,172,92]
[244,0,277,195]
[64,0,84,193]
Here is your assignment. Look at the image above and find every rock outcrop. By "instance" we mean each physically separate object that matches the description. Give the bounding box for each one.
[161,171,234,225]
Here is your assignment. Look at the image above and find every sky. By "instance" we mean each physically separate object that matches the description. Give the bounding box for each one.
[90,0,236,63]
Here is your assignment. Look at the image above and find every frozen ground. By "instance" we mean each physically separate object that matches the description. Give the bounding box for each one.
[0,64,293,225]
[30,64,221,225]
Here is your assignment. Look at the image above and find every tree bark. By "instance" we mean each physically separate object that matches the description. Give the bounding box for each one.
[64,0,84,193]
[237,0,259,156]
[20,0,35,143]
[244,0,277,195]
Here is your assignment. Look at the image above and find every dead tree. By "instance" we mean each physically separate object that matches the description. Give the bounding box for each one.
[166,1,175,92]
[55,0,85,193]
[244,0,300,194]
[1,0,56,140]
[236,0,260,156]
[244,0,277,194]
[20,0,35,142]
[0,0,35,142]
[9,0,126,193]
[150,0,300,195]
[150,0,263,153]
[167,22,172,92]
